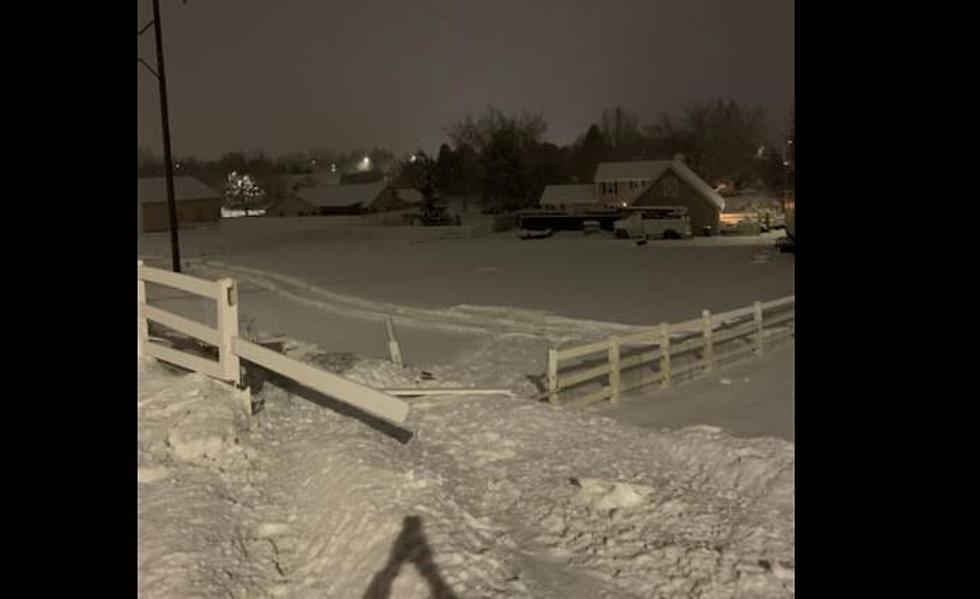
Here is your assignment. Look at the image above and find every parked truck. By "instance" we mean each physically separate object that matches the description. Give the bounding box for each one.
[613,207,692,240]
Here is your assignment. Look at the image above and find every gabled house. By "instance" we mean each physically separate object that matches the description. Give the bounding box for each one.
[261,173,342,217]
[393,188,425,206]
[368,187,421,213]
[295,182,392,215]
[137,176,222,232]
[594,159,726,235]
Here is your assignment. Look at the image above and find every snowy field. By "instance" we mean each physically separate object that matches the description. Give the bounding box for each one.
[138,216,793,325]
[138,216,794,597]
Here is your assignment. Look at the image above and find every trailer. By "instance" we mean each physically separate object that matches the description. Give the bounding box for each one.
[517,210,621,232]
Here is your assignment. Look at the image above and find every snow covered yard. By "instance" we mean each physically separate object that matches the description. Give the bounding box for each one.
[139,341,794,598]
[138,217,794,597]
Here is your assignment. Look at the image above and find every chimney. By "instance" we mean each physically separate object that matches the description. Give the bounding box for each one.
[673,153,685,163]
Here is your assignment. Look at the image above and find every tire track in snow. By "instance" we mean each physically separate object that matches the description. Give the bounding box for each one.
[186,258,645,345]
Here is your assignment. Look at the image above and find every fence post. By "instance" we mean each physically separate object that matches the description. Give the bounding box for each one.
[217,278,241,385]
[547,348,559,405]
[385,317,404,367]
[702,309,713,373]
[660,323,671,388]
[137,260,148,358]
[608,338,621,404]
[754,300,764,356]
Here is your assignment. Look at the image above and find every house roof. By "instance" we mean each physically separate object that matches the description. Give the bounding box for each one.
[261,173,341,191]
[595,160,671,182]
[138,176,221,204]
[340,170,385,185]
[539,184,596,205]
[393,188,424,204]
[297,182,386,208]
[595,160,725,211]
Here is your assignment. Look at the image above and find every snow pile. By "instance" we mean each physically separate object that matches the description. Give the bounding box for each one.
[138,359,276,598]
[572,478,656,512]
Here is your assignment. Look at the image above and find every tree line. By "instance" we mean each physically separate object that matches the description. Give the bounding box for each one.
[139,99,794,212]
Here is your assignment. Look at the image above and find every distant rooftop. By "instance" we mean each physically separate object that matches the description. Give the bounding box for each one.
[260,173,341,191]
[297,182,386,208]
[137,176,221,204]
[539,184,596,205]
[394,188,424,204]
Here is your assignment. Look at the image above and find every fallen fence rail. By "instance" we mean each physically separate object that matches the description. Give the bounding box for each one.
[381,388,515,398]
[547,295,794,407]
[138,261,411,426]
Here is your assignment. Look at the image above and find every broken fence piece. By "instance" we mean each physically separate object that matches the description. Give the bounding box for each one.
[381,388,516,398]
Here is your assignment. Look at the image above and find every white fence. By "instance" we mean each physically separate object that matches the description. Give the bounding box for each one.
[546,296,794,407]
[137,261,410,426]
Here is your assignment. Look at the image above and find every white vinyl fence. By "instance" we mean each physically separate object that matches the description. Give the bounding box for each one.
[546,296,794,408]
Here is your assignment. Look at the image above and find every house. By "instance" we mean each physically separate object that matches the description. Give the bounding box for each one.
[137,176,222,232]
[262,195,318,217]
[538,184,600,212]
[261,173,342,217]
[393,188,425,206]
[295,182,390,215]
[594,159,726,235]
[365,187,422,213]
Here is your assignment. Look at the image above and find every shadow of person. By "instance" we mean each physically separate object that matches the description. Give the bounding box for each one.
[362,516,459,599]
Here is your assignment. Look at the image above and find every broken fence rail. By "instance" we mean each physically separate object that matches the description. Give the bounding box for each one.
[138,261,411,426]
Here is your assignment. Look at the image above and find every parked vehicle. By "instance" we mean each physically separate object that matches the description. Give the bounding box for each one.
[613,207,692,240]
[409,204,460,226]
[519,228,553,240]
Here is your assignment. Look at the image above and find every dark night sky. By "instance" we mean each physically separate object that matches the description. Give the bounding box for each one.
[137,0,794,160]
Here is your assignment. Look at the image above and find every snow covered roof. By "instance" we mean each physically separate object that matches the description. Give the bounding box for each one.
[297,182,386,208]
[138,176,221,204]
[595,160,672,182]
[265,173,342,191]
[394,188,424,204]
[595,160,725,211]
[539,184,597,205]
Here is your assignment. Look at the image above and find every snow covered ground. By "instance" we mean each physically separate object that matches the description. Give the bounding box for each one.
[139,344,794,598]
[139,218,793,326]
[138,217,794,596]
[600,343,794,441]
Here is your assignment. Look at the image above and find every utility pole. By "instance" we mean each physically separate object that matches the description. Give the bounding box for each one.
[141,0,182,272]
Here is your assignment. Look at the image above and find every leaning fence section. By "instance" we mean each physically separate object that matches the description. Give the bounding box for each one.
[547,296,794,408]
[138,261,411,426]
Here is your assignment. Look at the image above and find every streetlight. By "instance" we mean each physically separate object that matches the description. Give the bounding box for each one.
[138,0,182,272]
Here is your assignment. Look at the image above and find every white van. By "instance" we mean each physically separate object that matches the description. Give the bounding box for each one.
[614,207,692,240]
